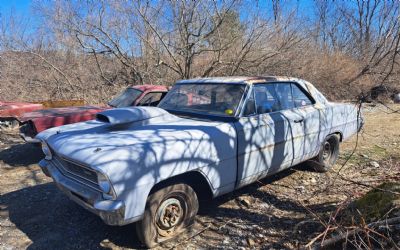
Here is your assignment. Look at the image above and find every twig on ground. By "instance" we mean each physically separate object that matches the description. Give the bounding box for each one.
[306,217,400,249]
[168,219,233,250]
[337,174,400,195]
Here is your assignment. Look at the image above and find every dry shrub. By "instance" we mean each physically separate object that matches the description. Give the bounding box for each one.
[0,51,144,104]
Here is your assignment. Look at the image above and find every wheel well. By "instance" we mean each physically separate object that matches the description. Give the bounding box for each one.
[149,171,214,201]
[20,121,37,135]
[331,131,343,142]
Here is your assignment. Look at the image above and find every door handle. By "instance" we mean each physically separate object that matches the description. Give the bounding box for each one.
[293,119,304,123]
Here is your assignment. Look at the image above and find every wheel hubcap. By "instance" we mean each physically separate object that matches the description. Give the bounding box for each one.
[322,141,332,161]
[157,198,183,230]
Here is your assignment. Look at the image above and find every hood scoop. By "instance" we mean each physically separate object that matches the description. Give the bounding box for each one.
[96,107,169,127]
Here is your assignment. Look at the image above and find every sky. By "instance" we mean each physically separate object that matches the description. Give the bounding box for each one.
[0,0,319,51]
[0,0,317,20]
[0,0,31,16]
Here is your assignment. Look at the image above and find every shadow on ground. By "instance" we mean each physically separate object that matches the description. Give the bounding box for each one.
[0,183,143,250]
[0,143,43,167]
[1,167,337,249]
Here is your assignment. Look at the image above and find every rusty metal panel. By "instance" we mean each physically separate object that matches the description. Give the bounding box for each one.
[38,100,85,108]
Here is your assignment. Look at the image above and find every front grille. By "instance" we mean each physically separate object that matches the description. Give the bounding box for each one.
[52,154,100,192]
[58,157,98,183]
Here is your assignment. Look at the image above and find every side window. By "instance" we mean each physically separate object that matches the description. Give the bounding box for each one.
[274,83,294,110]
[138,92,166,106]
[253,84,280,114]
[255,85,278,114]
[291,84,313,107]
[251,83,296,115]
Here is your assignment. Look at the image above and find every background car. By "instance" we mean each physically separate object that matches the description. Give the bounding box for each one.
[19,84,168,142]
[0,101,43,129]
[0,100,87,129]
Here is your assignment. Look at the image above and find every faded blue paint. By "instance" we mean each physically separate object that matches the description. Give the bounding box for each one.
[36,77,362,225]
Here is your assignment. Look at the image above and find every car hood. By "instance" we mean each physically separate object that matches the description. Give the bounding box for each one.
[18,105,107,122]
[38,107,236,179]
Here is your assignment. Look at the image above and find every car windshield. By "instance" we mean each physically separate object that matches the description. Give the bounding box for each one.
[158,83,246,117]
[108,88,143,108]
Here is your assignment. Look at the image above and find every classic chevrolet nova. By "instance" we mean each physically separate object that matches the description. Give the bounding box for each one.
[37,76,363,248]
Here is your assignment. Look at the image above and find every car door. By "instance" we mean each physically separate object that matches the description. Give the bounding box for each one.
[289,83,321,162]
[235,83,294,187]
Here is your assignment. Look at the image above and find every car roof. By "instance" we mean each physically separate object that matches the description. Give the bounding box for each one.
[176,76,329,105]
[130,84,169,92]
[176,76,303,85]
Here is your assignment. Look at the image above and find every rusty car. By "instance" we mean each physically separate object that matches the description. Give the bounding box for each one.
[19,84,168,142]
[0,101,43,129]
[0,100,86,129]
[36,76,363,248]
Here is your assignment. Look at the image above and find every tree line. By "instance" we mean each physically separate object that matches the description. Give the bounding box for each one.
[0,0,399,103]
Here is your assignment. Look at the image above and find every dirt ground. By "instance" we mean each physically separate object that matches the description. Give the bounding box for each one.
[0,103,399,250]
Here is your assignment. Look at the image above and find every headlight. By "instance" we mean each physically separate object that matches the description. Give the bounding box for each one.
[97,172,114,199]
[41,141,52,160]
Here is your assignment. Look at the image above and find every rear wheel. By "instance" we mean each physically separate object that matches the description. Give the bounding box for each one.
[309,134,340,172]
[0,118,19,130]
[136,183,198,248]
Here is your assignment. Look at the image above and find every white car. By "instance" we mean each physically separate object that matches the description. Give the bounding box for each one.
[37,76,363,248]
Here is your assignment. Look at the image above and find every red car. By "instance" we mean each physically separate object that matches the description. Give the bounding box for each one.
[0,101,43,128]
[19,85,168,142]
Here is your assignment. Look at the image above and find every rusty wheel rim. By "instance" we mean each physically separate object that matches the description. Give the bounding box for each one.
[156,197,184,236]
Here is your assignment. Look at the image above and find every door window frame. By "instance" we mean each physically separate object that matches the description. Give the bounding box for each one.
[238,81,316,117]
[290,82,315,109]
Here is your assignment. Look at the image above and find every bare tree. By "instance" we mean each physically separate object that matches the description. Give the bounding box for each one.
[129,0,242,79]
[0,0,399,103]
[271,0,281,24]
[333,0,400,85]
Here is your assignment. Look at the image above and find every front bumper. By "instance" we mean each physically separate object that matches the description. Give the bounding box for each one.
[39,159,131,226]
[20,132,40,143]
[19,123,40,143]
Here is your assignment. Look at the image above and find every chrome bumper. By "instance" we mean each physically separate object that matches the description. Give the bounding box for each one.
[20,132,40,143]
[39,159,129,226]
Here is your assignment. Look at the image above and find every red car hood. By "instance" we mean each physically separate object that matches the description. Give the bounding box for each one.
[0,101,43,117]
[18,105,108,122]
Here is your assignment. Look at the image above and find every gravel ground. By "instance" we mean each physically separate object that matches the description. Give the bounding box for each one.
[0,103,399,250]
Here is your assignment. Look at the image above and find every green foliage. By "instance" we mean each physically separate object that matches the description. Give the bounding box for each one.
[208,10,244,48]
[354,182,400,221]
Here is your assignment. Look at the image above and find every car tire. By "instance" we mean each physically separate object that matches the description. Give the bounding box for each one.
[0,118,19,130]
[309,134,340,172]
[136,183,199,248]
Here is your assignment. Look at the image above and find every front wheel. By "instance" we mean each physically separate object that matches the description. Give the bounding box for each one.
[309,134,340,172]
[136,183,198,248]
